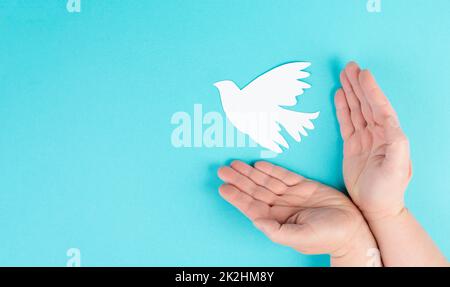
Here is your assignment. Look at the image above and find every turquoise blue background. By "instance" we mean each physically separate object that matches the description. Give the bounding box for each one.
[0,0,449,266]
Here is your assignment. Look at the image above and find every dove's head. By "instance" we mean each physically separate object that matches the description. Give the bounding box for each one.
[213,80,240,103]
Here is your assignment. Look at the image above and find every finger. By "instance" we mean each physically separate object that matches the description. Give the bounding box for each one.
[230,160,288,194]
[254,161,304,186]
[253,218,313,248]
[218,166,278,203]
[219,184,270,220]
[358,69,410,171]
[340,70,367,130]
[334,88,355,140]
[408,160,413,180]
[358,69,397,125]
[345,62,375,126]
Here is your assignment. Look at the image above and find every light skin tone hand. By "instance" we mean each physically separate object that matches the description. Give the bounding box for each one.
[216,62,447,266]
[335,62,448,266]
[218,160,380,267]
[336,62,411,219]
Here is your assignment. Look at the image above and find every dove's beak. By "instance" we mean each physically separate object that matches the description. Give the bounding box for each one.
[213,80,236,91]
[213,81,225,92]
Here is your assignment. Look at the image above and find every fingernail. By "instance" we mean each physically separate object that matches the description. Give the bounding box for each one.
[219,185,230,194]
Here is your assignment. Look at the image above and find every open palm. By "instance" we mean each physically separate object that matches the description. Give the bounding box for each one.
[218,160,364,256]
[335,62,412,218]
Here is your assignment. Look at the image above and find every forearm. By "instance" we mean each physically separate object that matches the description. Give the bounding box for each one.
[331,220,381,267]
[366,208,448,267]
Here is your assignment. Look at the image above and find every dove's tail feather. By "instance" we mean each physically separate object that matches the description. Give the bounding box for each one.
[276,109,320,142]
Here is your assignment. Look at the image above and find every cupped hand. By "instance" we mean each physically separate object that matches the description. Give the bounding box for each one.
[335,62,412,220]
[218,160,367,257]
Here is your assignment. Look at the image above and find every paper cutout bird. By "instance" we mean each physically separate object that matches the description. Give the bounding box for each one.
[214,62,319,153]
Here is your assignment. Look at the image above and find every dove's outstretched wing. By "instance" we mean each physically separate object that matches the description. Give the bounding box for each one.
[241,62,311,106]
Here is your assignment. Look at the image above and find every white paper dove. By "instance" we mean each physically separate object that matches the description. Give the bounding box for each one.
[214,62,319,153]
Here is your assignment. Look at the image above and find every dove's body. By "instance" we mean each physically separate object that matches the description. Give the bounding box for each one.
[214,62,319,153]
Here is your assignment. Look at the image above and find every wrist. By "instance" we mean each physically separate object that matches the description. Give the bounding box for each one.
[330,217,381,267]
[363,205,407,224]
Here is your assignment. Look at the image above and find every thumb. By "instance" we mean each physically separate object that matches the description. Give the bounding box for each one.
[253,218,310,248]
[253,218,281,236]
[382,116,410,173]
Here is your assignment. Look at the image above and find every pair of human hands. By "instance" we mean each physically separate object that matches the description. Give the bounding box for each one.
[217,62,412,261]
